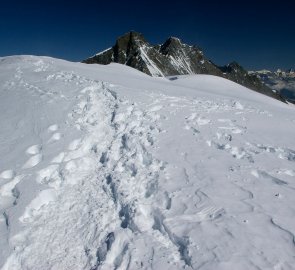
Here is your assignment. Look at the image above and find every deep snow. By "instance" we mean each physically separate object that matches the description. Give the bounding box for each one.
[0,56,295,269]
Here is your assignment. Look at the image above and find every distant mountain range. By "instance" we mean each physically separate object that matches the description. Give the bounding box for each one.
[83,31,287,102]
[249,69,295,104]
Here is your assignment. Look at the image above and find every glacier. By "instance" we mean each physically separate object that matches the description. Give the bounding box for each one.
[0,55,295,269]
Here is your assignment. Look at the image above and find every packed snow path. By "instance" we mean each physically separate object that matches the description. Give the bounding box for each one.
[0,56,295,269]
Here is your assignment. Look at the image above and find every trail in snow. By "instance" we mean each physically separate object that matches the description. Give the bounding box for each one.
[0,61,181,269]
[0,56,295,270]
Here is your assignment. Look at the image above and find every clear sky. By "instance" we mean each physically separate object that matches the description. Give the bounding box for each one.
[0,0,294,70]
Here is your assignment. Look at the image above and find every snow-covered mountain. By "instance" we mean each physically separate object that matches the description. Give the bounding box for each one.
[250,69,295,103]
[83,32,221,77]
[1,55,295,270]
[84,31,283,102]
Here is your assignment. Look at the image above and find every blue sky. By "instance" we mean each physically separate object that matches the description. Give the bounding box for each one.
[0,0,294,70]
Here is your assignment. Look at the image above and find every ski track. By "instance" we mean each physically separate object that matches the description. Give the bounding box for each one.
[0,57,295,270]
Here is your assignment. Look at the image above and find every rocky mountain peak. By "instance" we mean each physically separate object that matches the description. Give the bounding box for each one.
[109,31,152,74]
[159,36,184,55]
[228,61,242,68]
[115,31,146,48]
[159,36,203,56]
[223,61,246,73]
[164,36,182,46]
[83,31,285,102]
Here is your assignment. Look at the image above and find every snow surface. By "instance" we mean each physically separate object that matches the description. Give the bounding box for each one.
[0,55,295,269]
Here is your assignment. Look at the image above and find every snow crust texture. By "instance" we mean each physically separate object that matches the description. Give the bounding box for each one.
[0,56,295,270]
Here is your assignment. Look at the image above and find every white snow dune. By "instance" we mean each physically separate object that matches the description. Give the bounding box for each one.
[0,56,295,270]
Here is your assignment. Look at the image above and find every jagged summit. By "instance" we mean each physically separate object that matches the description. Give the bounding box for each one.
[159,36,195,54]
[220,61,247,76]
[116,31,147,45]
[83,31,224,77]
[168,36,181,41]
[226,61,243,69]
[163,36,182,46]
[83,31,284,101]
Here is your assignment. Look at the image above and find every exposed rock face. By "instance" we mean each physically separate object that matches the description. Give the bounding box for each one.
[84,32,162,76]
[83,31,284,102]
[220,62,279,99]
[83,32,222,77]
[158,37,223,76]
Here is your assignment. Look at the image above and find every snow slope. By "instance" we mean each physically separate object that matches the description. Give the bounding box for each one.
[0,56,295,270]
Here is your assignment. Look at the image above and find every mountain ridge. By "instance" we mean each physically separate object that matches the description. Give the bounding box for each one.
[83,31,284,102]
[250,69,295,103]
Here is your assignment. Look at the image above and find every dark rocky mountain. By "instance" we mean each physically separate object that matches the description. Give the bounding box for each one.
[83,31,284,102]
[219,62,280,99]
[249,69,295,103]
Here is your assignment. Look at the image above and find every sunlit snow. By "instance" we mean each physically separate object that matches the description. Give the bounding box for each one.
[0,56,295,270]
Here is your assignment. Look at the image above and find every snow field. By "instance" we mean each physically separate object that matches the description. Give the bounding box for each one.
[0,56,295,269]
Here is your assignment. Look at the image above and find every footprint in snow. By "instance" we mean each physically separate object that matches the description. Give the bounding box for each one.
[251,169,288,186]
[48,133,62,143]
[22,154,43,169]
[0,175,24,198]
[217,119,233,123]
[196,117,211,126]
[51,152,65,164]
[26,144,41,155]
[185,113,197,121]
[48,124,59,132]
[277,169,295,177]
[68,139,81,151]
[232,101,244,110]
[217,119,245,135]
[149,105,163,112]
[218,126,243,134]
[19,189,57,223]
[0,170,15,180]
